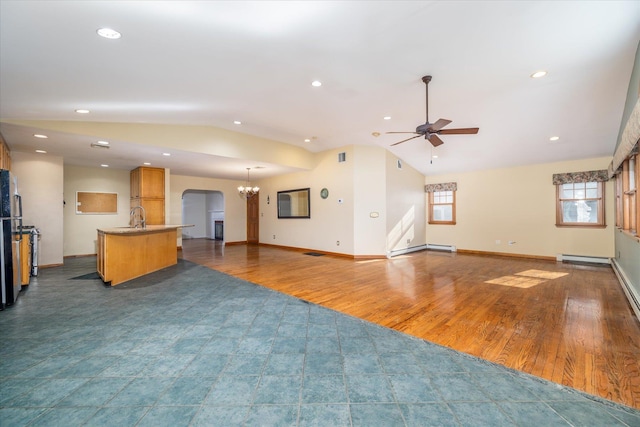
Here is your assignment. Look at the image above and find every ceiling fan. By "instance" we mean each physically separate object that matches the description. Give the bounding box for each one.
[388,75,479,147]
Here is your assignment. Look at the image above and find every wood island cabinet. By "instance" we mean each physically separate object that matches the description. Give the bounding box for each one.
[97,226,182,286]
[130,166,165,225]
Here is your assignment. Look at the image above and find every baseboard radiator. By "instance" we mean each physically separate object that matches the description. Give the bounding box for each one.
[556,254,610,265]
[611,259,640,321]
[388,244,429,258]
[426,243,457,253]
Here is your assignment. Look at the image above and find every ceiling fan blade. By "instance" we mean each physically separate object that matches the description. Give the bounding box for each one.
[391,134,422,146]
[428,134,445,147]
[438,127,479,135]
[428,118,452,132]
[386,131,419,134]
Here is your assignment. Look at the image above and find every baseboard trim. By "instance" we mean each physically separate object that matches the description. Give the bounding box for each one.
[611,258,640,321]
[39,263,64,269]
[456,249,557,262]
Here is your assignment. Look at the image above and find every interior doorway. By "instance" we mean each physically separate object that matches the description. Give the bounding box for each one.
[246,193,259,244]
[181,190,224,240]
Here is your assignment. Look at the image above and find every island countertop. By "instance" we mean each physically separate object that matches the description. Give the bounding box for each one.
[97,224,193,234]
[96,225,192,286]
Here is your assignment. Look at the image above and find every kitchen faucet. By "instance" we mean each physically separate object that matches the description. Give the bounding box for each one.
[130,205,146,229]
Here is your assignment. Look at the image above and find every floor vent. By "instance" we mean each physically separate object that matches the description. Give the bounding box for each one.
[426,243,457,253]
[611,259,640,320]
[556,254,610,265]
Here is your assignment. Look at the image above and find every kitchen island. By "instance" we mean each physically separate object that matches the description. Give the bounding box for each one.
[97,225,190,286]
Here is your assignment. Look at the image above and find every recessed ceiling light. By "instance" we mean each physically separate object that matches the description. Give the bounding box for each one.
[371,132,380,137]
[530,70,547,79]
[432,155,439,159]
[311,80,322,87]
[162,153,171,156]
[96,140,110,145]
[75,109,90,114]
[33,134,48,139]
[101,164,109,168]
[383,116,391,120]
[304,138,311,142]
[35,150,47,154]
[143,162,151,166]
[97,28,121,39]
[233,120,242,125]
[549,136,560,141]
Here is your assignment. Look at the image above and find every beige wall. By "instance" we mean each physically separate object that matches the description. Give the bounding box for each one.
[353,145,387,256]
[63,165,131,257]
[11,151,64,266]
[259,146,356,254]
[425,156,615,258]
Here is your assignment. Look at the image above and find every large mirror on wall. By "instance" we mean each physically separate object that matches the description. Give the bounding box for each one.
[278,188,310,218]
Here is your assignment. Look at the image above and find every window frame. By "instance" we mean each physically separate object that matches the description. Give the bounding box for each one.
[615,151,639,235]
[428,189,456,225]
[555,181,605,228]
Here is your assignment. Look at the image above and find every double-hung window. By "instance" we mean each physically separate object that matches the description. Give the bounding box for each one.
[426,182,456,225]
[614,146,639,235]
[553,170,607,228]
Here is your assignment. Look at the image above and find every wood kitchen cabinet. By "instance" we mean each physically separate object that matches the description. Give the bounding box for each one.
[130,167,165,225]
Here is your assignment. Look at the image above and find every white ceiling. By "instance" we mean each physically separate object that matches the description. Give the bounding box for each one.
[1,1,639,180]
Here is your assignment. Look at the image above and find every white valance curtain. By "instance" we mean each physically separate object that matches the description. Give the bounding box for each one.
[608,98,640,178]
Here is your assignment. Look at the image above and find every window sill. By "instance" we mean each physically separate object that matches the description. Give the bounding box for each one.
[616,227,639,242]
[555,224,606,229]
[428,221,456,225]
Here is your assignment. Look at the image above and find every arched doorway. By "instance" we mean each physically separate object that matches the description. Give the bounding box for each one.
[181,190,224,240]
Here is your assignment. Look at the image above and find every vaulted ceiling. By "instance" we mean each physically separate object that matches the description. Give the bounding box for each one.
[1,1,638,181]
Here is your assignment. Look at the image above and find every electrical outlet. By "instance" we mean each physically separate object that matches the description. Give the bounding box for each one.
[272,235,276,239]
[336,240,340,246]
[407,239,411,244]
[495,240,501,245]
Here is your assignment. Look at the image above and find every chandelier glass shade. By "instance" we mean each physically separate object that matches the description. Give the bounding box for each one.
[238,168,259,198]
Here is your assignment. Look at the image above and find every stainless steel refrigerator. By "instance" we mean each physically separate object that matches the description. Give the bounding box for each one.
[0,169,22,309]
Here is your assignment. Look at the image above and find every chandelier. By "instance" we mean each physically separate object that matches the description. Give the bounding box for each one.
[238,167,259,198]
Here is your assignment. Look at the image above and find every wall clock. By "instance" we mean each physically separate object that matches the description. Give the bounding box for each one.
[320,188,329,199]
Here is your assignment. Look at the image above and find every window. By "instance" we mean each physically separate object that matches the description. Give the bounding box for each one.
[553,170,608,227]
[426,182,457,225]
[556,181,604,226]
[615,149,639,235]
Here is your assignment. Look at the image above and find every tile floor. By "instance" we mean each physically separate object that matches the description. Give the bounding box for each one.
[1,257,639,426]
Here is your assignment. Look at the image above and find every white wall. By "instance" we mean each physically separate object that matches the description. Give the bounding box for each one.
[170,175,245,244]
[182,191,207,239]
[63,165,131,256]
[11,152,64,267]
[425,156,615,258]
[386,152,427,254]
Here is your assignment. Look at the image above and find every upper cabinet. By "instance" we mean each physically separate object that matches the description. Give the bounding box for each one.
[0,132,11,170]
[130,166,165,225]
[130,167,164,199]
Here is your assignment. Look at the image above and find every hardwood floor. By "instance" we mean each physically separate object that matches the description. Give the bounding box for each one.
[180,239,640,409]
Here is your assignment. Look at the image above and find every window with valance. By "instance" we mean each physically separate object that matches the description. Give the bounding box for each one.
[553,170,608,227]
[425,182,457,225]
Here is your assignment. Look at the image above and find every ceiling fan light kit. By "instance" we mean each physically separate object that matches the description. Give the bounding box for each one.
[388,75,479,148]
